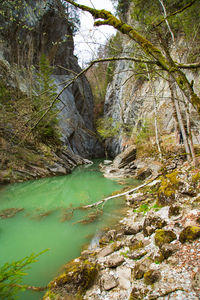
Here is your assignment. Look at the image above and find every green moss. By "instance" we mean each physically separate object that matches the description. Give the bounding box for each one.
[157,171,180,205]
[129,240,144,251]
[192,172,200,183]
[143,269,161,285]
[179,226,200,243]
[154,229,177,248]
[48,258,99,297]
[129,287,149,300]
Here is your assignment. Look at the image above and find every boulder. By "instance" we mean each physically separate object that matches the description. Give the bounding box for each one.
[179,226,200,243]
[143,213,167,236]
[105,253,125,268]
[101,273,118,291]
[154,229,177,247]
[113,145,137,169]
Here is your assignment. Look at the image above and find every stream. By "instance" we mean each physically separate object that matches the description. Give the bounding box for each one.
[0,161,139,299]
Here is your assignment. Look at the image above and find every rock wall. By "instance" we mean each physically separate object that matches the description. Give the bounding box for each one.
[104,37,200,158]
[0,0,103,158]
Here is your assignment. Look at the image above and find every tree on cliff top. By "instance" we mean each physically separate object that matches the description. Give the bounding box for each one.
[64,0,200,117]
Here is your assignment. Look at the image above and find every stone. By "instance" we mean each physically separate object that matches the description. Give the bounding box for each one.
[47,258,99,296]
[101,273,118,291]
[113,145,137,169]
[128,249,147,260]
[179,226,200,243]
[160,243,179,259]
[105,253,125,268]
[154,229,177,247]
[168,205,180,217]
[134,168,152,180]
[143,213,167,236]
[123,223,143,235]
[143,269,161,285]
[130,286,149,300]
[48,164,67,175]
[134,258,151,280]
[97,242,122,258]
[117,266,131,289]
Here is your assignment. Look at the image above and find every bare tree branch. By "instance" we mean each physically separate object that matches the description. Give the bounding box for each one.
[155,0,198,27]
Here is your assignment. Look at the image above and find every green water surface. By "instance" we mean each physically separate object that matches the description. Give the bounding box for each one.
[0,162,138,299]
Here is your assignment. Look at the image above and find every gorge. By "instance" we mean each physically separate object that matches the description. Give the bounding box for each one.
[0,0,200,299]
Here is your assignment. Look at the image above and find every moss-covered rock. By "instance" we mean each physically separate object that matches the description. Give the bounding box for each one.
[154,229,177,247]
[168,205,180,217]
[179,226,200,243]
[143,213,167,236]
[129,286,149,300]
[133,258,151,280]
[143,269,161,285]
[44,258,99,299]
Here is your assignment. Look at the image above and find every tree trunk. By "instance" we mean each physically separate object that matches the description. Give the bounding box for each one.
[184,95,196,165]
[168,80,180,144]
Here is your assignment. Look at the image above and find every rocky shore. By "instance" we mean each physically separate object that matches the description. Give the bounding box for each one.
[43,147,200,300]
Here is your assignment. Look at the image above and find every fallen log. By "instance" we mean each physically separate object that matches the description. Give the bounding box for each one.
[83,176,160,209]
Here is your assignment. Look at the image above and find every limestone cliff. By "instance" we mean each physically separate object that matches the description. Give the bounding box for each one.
[0,0,103,183]
[103,3,200,158]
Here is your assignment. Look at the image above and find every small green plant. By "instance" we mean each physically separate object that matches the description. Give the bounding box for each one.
[0,249,48,299]
[96,117,121,139]
[120,250,129,258]
[135,203,150,215]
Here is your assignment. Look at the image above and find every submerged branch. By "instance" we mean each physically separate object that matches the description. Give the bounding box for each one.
[12,284,47,292]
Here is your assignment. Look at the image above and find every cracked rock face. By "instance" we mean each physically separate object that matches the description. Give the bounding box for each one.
[0,0,103,158]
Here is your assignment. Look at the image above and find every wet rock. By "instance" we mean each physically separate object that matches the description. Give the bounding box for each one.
[143,213,167,236]
[160,243,179,259]
[143,269,161,285]
[154,229,177,247]
[179,226,200,243]
[101,273,118,291]
[105,253,125,268]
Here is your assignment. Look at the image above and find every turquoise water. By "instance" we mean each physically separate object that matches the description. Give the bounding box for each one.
[0,162,138,299]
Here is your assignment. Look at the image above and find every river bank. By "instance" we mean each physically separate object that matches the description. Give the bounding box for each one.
[43,147,200,300]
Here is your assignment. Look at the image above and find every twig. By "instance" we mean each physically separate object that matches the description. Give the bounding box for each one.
[155,0,197,27]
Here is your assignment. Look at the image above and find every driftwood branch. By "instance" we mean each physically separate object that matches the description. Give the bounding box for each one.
[82,176,160,209]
